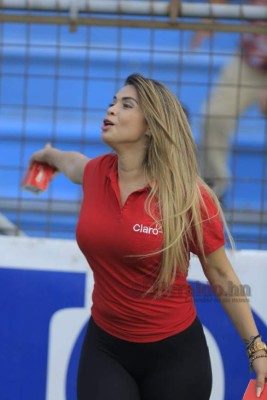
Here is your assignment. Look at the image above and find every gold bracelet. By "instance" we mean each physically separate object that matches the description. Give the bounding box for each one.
[247,341,267,357]
[245,334,261,349]
[249,354,267,371]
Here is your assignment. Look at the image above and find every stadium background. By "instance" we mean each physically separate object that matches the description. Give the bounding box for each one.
[0,1,266,399]
[1,1,266,248]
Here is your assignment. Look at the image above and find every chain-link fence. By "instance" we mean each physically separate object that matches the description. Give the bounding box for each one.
[0,0,266,249]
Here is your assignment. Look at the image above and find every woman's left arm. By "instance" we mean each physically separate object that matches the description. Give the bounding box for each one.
[199,246,267,397]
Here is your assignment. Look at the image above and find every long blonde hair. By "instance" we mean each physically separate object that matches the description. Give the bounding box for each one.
[125,74,232,296]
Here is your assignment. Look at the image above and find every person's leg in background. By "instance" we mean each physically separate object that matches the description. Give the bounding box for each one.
[199,55,267,200]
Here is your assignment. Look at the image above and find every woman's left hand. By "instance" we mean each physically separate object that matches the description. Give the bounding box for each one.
[251,355,267,397]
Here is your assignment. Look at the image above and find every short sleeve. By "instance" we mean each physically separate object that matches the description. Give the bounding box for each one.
[189,187,226,256]
[82,153,116,192]
[82,156,100,191]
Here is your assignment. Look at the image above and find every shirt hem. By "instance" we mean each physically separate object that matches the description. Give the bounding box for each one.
[91,310,197,343]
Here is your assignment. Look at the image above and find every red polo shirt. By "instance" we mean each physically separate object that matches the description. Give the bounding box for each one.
[76,154,225,342]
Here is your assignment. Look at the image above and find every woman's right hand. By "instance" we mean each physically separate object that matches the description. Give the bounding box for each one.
[29,143,55,167]
[30,144,89,184]
[29,143,60,181]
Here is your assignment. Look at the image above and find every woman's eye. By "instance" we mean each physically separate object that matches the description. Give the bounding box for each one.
[123,103,132,108]
[108,103,114,108]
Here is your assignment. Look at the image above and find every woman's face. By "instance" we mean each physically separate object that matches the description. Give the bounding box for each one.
[101,85,148,148]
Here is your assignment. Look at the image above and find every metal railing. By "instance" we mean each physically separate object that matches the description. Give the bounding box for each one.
[0,1,266,33]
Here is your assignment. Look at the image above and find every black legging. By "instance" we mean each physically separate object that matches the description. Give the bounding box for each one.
[77,316,212,400]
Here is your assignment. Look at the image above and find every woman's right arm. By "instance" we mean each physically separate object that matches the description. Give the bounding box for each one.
[29,143,90,184]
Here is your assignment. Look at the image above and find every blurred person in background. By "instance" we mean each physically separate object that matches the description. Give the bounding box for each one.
[29,74,267,399]
[191,0,267,202]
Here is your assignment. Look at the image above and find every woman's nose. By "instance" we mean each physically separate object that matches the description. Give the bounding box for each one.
[108,104,116,115]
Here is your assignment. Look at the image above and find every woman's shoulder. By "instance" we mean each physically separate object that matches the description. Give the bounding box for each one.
[82,153,117,188]
[197,181,221,218]
[85,153,117,173]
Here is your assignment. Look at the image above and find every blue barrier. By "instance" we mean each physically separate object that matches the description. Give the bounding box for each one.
[1,237,266,400]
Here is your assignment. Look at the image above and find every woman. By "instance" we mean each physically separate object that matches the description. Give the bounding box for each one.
[30,74,267,399]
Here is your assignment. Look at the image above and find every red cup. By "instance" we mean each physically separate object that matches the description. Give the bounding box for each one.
[21,162,56,194]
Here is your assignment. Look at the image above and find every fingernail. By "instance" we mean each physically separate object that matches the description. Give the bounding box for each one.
[257,387,262,398]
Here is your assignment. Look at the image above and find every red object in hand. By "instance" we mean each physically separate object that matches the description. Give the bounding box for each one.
[21,162,55,194]
[243,380,267,400]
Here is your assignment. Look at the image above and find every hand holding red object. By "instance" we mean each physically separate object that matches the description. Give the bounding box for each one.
[21,161,56,194]
[243,379,267,399]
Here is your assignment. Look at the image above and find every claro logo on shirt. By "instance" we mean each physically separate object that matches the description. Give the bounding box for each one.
[133,224,162,235]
